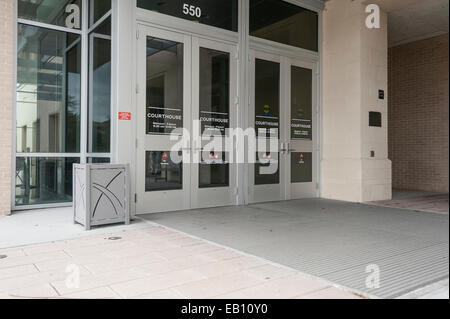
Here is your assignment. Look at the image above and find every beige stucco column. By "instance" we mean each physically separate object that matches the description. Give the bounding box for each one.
[0,0,14,216]
[321,0,392,202]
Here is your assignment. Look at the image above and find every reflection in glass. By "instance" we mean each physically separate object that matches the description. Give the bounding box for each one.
[16,24,81,153]
[88,157,111,164]
[291,152,312,183]
[250,0,318,52]
[199,151,229,188]
[291,66,313,140]
[19,0,82,30]
[255,152,280,185]
[88,18,111,153]
[255,59,280,138]
[89,0,111,26]
[146,151,183,192]
[200,48,230,136]
[146,37,184,135]
[15,157,80,206]
[137,0,238,32]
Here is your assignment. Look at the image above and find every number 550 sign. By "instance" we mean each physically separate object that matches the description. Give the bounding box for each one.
[182,3,202,18]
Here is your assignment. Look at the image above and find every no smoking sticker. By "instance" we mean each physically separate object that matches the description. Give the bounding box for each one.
[118,112,131,121]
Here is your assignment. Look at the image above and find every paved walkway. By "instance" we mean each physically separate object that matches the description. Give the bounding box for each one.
[0,207,150,249]
[371,191,449,215]
[144,199,449,299]
[0,226,360,299]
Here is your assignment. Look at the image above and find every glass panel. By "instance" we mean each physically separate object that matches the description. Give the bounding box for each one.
[89,0,112,27]
[291,152,312,183]
[255,152,280,185]
[137,0,238,32]
[88,157,111,164]
[291,66,312,140]
[90,16,111,36]
[18,0,82,30]
[16,24,81,153]
[200,48,230,136]
[255,59,280,138]
[146,151,183,192]
[146,37,184,135]
[250,0,318,52]
[15,157,80,206]
[88,18,111,153]
[199,151,229,188]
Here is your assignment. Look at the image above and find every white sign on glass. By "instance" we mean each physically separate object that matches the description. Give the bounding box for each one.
[182,3,202,18]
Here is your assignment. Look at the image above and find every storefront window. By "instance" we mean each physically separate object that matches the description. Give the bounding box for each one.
[15,1,113,208]
[16,24,81,154]
[15,157,80,206]
[250,0,319,52]
[89,0,112,27]
[18,0,82,30]
[88,17,112,153]
[137,0,238,32]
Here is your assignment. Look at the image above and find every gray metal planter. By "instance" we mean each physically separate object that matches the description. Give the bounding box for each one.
[73,164,131,230]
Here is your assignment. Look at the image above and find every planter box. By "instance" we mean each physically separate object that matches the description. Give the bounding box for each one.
[73,164,131,230]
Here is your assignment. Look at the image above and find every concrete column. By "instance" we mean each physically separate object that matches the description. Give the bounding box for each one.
[0,0,14,216]
[321,0,392,202]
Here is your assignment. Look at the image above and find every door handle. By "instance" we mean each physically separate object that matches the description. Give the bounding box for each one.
[192,140,202,152]
[286,143,295,154]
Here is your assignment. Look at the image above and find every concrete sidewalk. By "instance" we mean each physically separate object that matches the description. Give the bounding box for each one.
[0,226,360,299]
[1,199,448,299]
[143,199,449,299]
[0,207,150,249]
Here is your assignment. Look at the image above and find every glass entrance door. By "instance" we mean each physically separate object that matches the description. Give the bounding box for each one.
[136,27,191,214]
[136,26,237,214]
[249,51,284,203]
[249,51,317,203]
[191,38,238,209]
[285,60,317,200]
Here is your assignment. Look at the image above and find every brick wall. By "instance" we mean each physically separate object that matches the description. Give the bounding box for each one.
[0,0,14,216]
[388,34,449,193]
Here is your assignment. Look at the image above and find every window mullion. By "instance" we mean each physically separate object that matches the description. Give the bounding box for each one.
[80,0,89,164]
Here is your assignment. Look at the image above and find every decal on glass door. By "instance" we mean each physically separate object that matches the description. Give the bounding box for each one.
[291,66,313,140]
[291,152,312,183]
[255,59,280,138]
[146,37,184,136]
[199,48,231,136]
